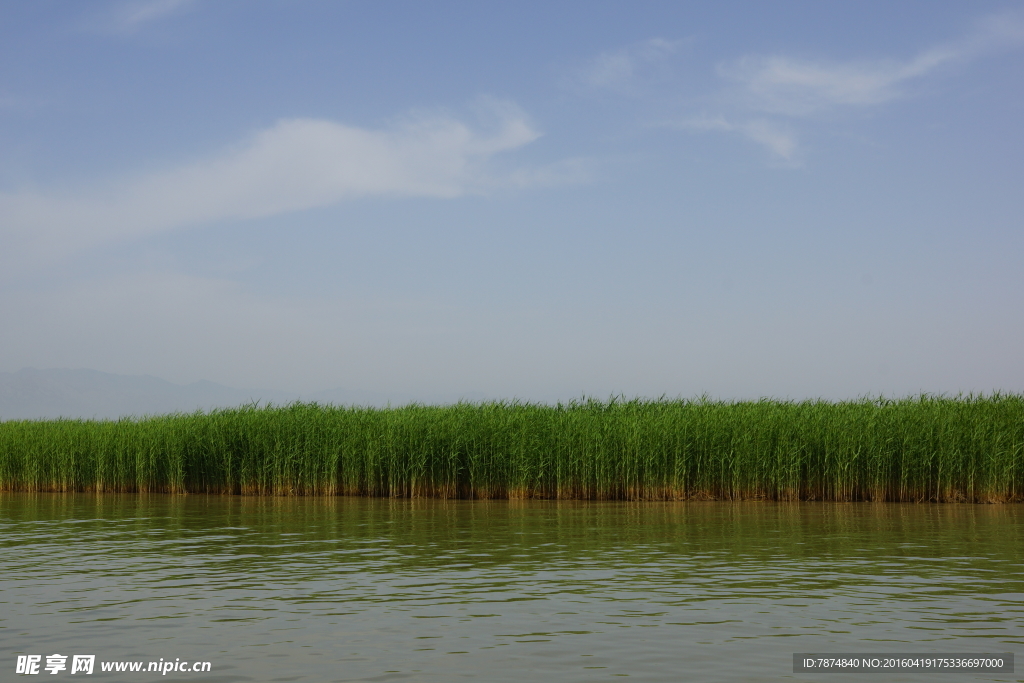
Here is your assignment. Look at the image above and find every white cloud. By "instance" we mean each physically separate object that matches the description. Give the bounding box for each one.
[0,103,543,265]
[720,10,1024,116]
[667,11,1024,162]
[672,116,799,160]
[961,10,1024,53]
[740,120,799,159]
[575,38,681,90]
[719,50,958,116]
[504,157,596,189]
[110,0,195,32]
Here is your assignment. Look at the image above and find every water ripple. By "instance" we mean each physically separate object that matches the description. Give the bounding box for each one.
[2,495,1021,682]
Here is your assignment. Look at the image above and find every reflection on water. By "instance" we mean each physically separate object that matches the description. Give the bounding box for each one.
[1,494,1021,682]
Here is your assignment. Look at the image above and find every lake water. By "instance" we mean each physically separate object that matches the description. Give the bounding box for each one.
[1,494,1021,682]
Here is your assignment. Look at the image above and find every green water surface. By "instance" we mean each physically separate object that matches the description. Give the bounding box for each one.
[1,494,1021,682]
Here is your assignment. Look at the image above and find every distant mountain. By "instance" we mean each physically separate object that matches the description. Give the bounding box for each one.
[0,368,296,421]
[0,368,495,421]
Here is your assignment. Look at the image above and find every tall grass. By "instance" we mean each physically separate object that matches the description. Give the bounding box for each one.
[1,395,1022,501]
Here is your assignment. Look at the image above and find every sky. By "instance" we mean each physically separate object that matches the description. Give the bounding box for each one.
[1,0,1022,403]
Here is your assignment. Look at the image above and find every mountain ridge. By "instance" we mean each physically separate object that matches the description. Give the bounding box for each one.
[0,368,489,421]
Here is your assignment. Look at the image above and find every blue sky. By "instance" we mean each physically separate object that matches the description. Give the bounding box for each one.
[1,0,1022,402]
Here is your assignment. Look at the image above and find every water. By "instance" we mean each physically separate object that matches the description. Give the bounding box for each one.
[1,494,1021,682]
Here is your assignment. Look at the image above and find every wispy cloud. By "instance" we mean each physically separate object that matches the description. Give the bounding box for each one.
[0,102,547,265]
[719,51,953,116]
[736,119,799,160]
[672,116,799,161]
[719,10,1024,116]
[668,10,1024,160]
[504,157,595,189]
[573,38,681,91]
[87,0,196,34]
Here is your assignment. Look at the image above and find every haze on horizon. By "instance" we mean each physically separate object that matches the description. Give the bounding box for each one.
[2,1,1022,405]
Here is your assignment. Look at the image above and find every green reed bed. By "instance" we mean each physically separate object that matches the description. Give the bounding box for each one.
[1,395,1022,501]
